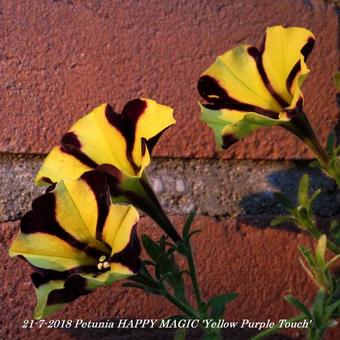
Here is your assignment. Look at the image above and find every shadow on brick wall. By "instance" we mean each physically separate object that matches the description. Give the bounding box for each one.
[239,162,339,228]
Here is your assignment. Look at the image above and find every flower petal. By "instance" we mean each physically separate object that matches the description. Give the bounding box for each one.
[262,26,314,106]
[30,231,140,320]
[102,204,139,254]
[200,103,280,148]
[9,233,97,271]
[198,48,283,115]
[10,171,122,271]
[31,263,136,319]
[32,273,91,319]
[36,99,175,185]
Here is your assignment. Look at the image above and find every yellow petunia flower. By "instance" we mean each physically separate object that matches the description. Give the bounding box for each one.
[9,171,141,319]
[198,25,316,149]
[36,98,175,184]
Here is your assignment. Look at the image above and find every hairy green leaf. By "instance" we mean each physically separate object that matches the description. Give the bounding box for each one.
[285,295,313,320]
[207,292,238,320]
[298,174,310,207]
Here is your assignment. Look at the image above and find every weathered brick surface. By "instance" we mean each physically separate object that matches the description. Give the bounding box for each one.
[1,155,340,223]
[0,0,338,159]
[1,217,339,339]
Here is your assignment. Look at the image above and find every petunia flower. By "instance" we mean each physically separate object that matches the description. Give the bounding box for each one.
[9,171,141,319]
[198,25,329,165]
[35,98,181,242]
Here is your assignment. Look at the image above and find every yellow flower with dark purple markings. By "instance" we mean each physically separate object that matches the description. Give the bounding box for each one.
[9,171,140,319]
[198,26,315,149]
[35,98,181,242]
[36,98,175,185]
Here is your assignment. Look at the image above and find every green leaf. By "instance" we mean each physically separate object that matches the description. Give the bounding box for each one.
[325,300,340,320]
[129,273,157,287]
[183,211,196,239]
[309,189,321,209]
[155,253,171,280]
[309,160,321,169]
[325,254,340,269]
[159,235,168,250]
[142,260,155,266]
[202,335,221,340]
[285,295,313,320]
[174,328,186,340]
[298,245,315,268]
[315,235,327,267]
[142,235,164,261]
[167,255,186,301]
[326,132,335,154]
[298,174,310,207]
[296,206,311,227]
[330,220,340,245]
[273,192,295,212]
[312,289,326,327]
[144,287,163,295]
[140,262,155,279]
[335,145,340,156]
[207,292,238,320]
[122,282,146,290]
[271,215,296,226]
[187,229,202,239]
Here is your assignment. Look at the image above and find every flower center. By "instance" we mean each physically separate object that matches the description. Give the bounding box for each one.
[97,255,111,271]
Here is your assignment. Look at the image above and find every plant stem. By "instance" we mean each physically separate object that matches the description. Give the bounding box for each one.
[162,289,200,319]
[122,174,183,243]
[251,315,305,340]
[162,290,222,340]
[282,113,330,167]
[186,244,203,309]
[143,187,204,308]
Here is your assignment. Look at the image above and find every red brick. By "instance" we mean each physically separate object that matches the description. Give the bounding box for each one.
[0,0,338,159]
[1,217,339,339]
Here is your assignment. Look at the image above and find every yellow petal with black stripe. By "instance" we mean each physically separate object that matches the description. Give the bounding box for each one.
[36,98,175,186]
[32,266,135,319]
[33,279,65,319]
[199,46,282,113]
[9,233,96,271]
[262,26,314,105]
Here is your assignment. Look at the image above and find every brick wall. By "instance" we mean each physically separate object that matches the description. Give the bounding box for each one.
[0,1,339,339]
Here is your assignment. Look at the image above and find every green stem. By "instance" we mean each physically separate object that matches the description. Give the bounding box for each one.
[120,174,183,243]
[308,327,326,340]
[186,241,202,309]
[251,315,305,340]
[162,290,221,340]
[162,289,200,319]
[141,181,204,307]
[186,244,203,309]
[282,113,330,168]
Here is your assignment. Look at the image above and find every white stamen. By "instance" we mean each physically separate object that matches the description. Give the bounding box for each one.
[103,262,110,269]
